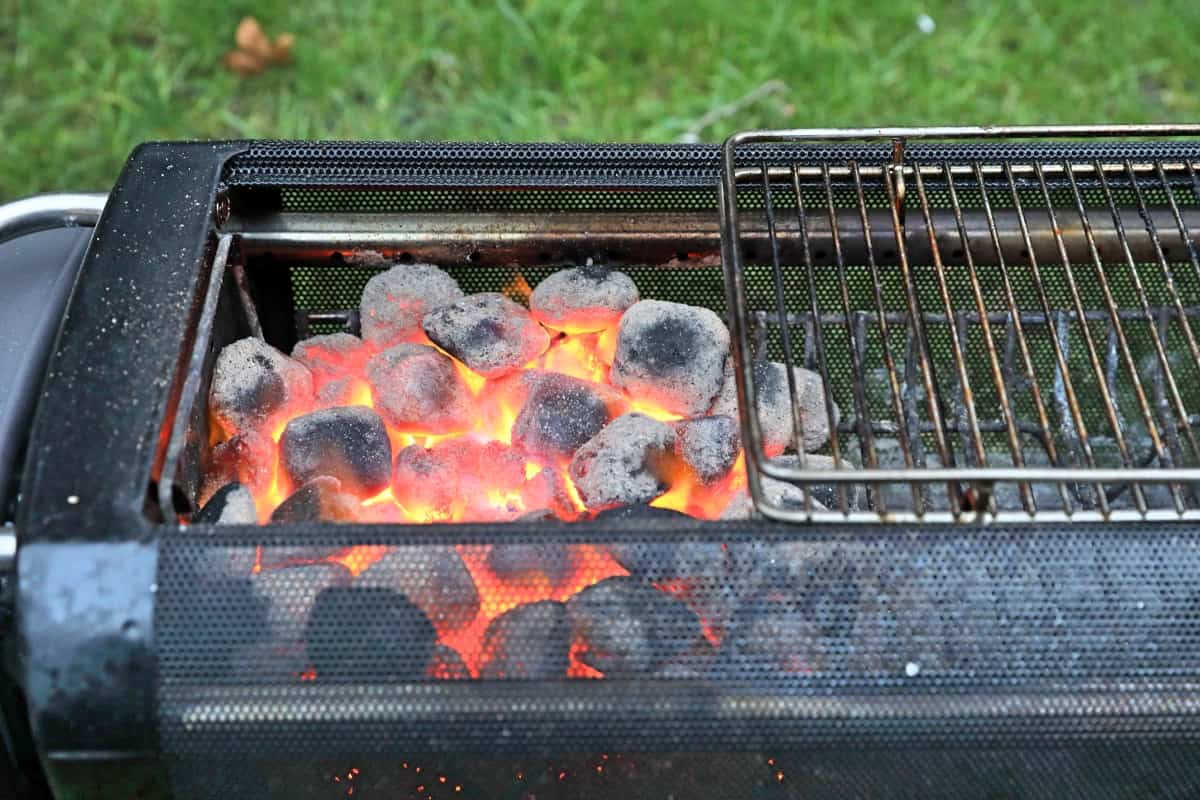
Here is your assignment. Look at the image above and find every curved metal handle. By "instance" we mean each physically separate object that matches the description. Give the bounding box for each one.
[0,192,108,246]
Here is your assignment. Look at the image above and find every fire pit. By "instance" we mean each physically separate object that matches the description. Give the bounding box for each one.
[12,129,1200,799]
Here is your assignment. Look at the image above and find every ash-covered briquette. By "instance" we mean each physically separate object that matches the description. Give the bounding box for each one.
[305,586,437,681]
[719,474,827,520]
[512,372,613,461]
[313,375,368,408]
[567,577,705,677]
[200,430,274,505]
[529,265,640,333]
[422,292,551,378]
[711,360,836,454]
[479,600,571,679]
[291,332,370,382]
[269,476,361,524]
[486,543,579,587]
[279,406,392,496]
[359,263,464,347]
[674,415,740,484]
[357,547,480,636]
[521,467,580,521]
[390,444,458,518]
[568,413,677,510]
[192,482,258,525]
[610,300,730,416]
[773,453,859,511]
[594,504,725,582]
[209,337,314,438]
[365,343,472,434]
[253,562,352,642]
[391,438,529,521]
[427,644,471,680]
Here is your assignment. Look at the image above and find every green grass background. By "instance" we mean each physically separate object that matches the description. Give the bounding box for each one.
[3,0,1200,199]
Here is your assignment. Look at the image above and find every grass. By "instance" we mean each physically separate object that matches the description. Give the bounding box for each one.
[3,0,1200,199]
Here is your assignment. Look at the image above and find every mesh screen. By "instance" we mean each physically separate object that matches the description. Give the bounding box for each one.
[158,523,1200,797]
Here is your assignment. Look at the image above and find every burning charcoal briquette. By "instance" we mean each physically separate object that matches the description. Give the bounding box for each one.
[200,430,274,504]
[479,600,571,679]
[610,300,730,416]
[674,415,740,484]
[390,444,459,518]
[711,360,836,454]
[269,476,362,524]
[529,265,640,333]
[209,337,314,437]
[427,644,471,680]
[773,453,859,511]
[567,577,705,677]
[359,263,464,347]
[291,332,370,382]
[486,543,579,587]
[512,372,614,461]
[358,547,480,635]
[422,292,551,378]
[568,413,676,510]
[192,482,258,525]
[254,562,352,641]
[305,586,437,681]
[280,406,392,496]
[365,343,472,434]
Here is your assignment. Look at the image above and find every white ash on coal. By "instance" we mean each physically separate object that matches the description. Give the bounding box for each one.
[365,343,472,434]
[199,430,274,506]
[479,600,571,679]
[711,360,836,455]
[305,585,437,681]
[357,547,480,636]
[291,332,369,382]
[611,300,730,416]
[391,438,536,521]
[568,413,677,510]
[269,476,362,524]
[192,482,257,525]
[486,543,579,587]
[422,292,551,378]
[209,337,313,438]
[511,371,615,462]
[674,415,740,485]
[359,263,464,348]
[279,406,392,496]
[253,562,352,643]
[529,265,640,333]
[567,576,706,677]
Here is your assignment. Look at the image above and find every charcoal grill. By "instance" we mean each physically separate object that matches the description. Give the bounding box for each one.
[4,128,1200,799]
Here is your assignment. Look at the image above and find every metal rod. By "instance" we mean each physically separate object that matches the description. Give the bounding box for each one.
[233,209,1200,268]
[0,192,107,245]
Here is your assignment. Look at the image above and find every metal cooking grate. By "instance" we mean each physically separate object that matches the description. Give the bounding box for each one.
[720,126,1200,523]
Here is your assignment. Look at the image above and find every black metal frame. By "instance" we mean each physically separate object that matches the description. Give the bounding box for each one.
[13,139,1200,798]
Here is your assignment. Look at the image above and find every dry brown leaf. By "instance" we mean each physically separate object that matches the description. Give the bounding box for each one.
[224,16,295,77]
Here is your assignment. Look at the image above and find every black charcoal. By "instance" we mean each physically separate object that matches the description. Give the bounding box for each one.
[592,504,689,522]
[674,415,740,484]
[479,600,571,679]
[184,578,270,678]
[486,543,579,587]
[359,263,464,347]
[711,360,835,454]
[529,266,640,332]
[269,476,361,524]
[567,577,705,677]
[422,292,550,378]
[192,482,258,525]
[253,562,352,641]
[365,343,472,434]
[568,413,676,510]
[610,300,730,415]
[427,645,471,680]
[280,406,392,496]
[358,547,480,636]
[209,337,314,437]
[512,372,613,461]
[305,586,437,681]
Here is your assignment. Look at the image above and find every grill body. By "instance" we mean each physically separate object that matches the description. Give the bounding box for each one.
[11,135,1200,799]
